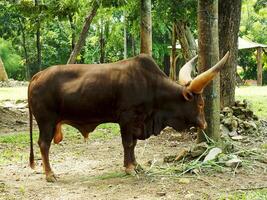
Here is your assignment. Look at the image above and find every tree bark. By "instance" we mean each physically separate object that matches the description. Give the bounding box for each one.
[67,1,99,64]
[140,0,152,56]
[197,0,220,142]
[257,47,263,86]
[35,0,42,71]
[175,21,197,61]
[169,23,177,80]
[219,0,241,107]
[18,17,30,80]
[99,19,105,63]
[0,57,8,81]
[68,14,76,50]
[131,35,136,56]
[123,11,127,59]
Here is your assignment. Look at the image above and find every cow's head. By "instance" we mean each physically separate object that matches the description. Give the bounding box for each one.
[166,52,229,131]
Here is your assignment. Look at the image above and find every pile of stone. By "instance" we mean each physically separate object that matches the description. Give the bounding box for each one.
[220,100,260,138]
[0,79,28,87]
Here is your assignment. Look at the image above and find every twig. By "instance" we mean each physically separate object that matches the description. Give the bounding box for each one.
[227,185,267,192]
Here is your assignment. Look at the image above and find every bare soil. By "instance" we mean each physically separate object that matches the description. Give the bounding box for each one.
[0,107,266,200]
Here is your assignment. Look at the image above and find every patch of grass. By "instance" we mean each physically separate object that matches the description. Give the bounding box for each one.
[236,86,267,119]
[63,123,120,141]
[219,188,267,200]
[0,132,38,147]
[95,171,127,180]
[0,87,27,101]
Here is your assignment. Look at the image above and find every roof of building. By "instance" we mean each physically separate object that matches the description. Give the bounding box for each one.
[171,37,267,50]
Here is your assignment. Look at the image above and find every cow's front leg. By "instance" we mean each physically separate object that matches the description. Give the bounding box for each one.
[121,133,141,175]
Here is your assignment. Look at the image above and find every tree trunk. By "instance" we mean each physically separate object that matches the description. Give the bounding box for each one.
[99,19,105,63]
[175,21,197,61]
[35,0,42,71]
[197,0,220,142]
[219,0,241,107]
[18,17,30,80]
[0,57,8,81]
[140,0,152,56]
[169,23,177,80]
[68,14,76,50]
[123,11,127,59]
[257,47,263,86]
[131,35,136,56]
[67,1,99,64]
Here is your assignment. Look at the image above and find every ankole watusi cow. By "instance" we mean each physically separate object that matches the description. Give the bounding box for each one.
[28,52,229,182]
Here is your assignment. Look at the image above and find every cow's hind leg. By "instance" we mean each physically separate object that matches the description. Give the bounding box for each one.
[38,120,57,182]
[121,132,142,175]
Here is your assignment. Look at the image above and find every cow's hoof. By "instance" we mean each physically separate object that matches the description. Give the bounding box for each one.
[46,173,57,182]
[134,164,144,174]
[125,164,144,175]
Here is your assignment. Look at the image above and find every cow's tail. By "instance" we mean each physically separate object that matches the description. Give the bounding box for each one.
[28,85,35,169]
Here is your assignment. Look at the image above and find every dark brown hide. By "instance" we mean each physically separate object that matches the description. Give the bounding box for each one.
[28,54,207,181]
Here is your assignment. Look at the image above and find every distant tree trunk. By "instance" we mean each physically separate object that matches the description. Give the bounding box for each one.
[140,0,152,56]
[17,17,30,80]
[68,14,76,50]
[99,19,105,63]
[219,0,241,107]
[123,11,127,59]
[169,23,177,80]
[197,0,220,142]
[131,35,136,56]
[0,57,8,81]
[175,21,197,61]
[35,0,42,71]
[67,1,99,64]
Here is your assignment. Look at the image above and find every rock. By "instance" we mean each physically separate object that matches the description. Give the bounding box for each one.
[222,117,233,130]
[222,107,233,114]
[175,148,190,161]
[232,106,243,116]
[231,135,244,141]
[228,130,238,137]
[156,191,166,197]
[203,147,222,162]
[225,156,242,168]
[220,124,230,137]
[231,120,238,130]
[178,178,190,184]
[190,142,208,157]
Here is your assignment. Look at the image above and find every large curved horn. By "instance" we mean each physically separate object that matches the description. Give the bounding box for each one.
[178,55,198,86]
[187,51,230,94]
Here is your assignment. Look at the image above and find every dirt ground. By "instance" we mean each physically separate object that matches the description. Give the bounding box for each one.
[0,105,267,200]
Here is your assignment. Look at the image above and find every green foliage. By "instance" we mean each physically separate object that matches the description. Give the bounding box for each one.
[219,189,267,200]
[0,38,24,80]
[239,0,267,83]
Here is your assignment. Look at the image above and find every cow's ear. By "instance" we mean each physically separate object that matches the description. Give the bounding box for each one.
[182,88,194,101]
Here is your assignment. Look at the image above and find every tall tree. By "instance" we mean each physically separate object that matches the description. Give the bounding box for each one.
[197,0,220,142]
[67,0,99,64]
[169,23,177,80]
[219,0,241,107]
[140,0,152,56]
[175,22,197,61]
[35,0,42,71]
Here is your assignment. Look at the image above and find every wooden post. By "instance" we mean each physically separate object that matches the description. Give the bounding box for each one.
[257,47,262,86]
